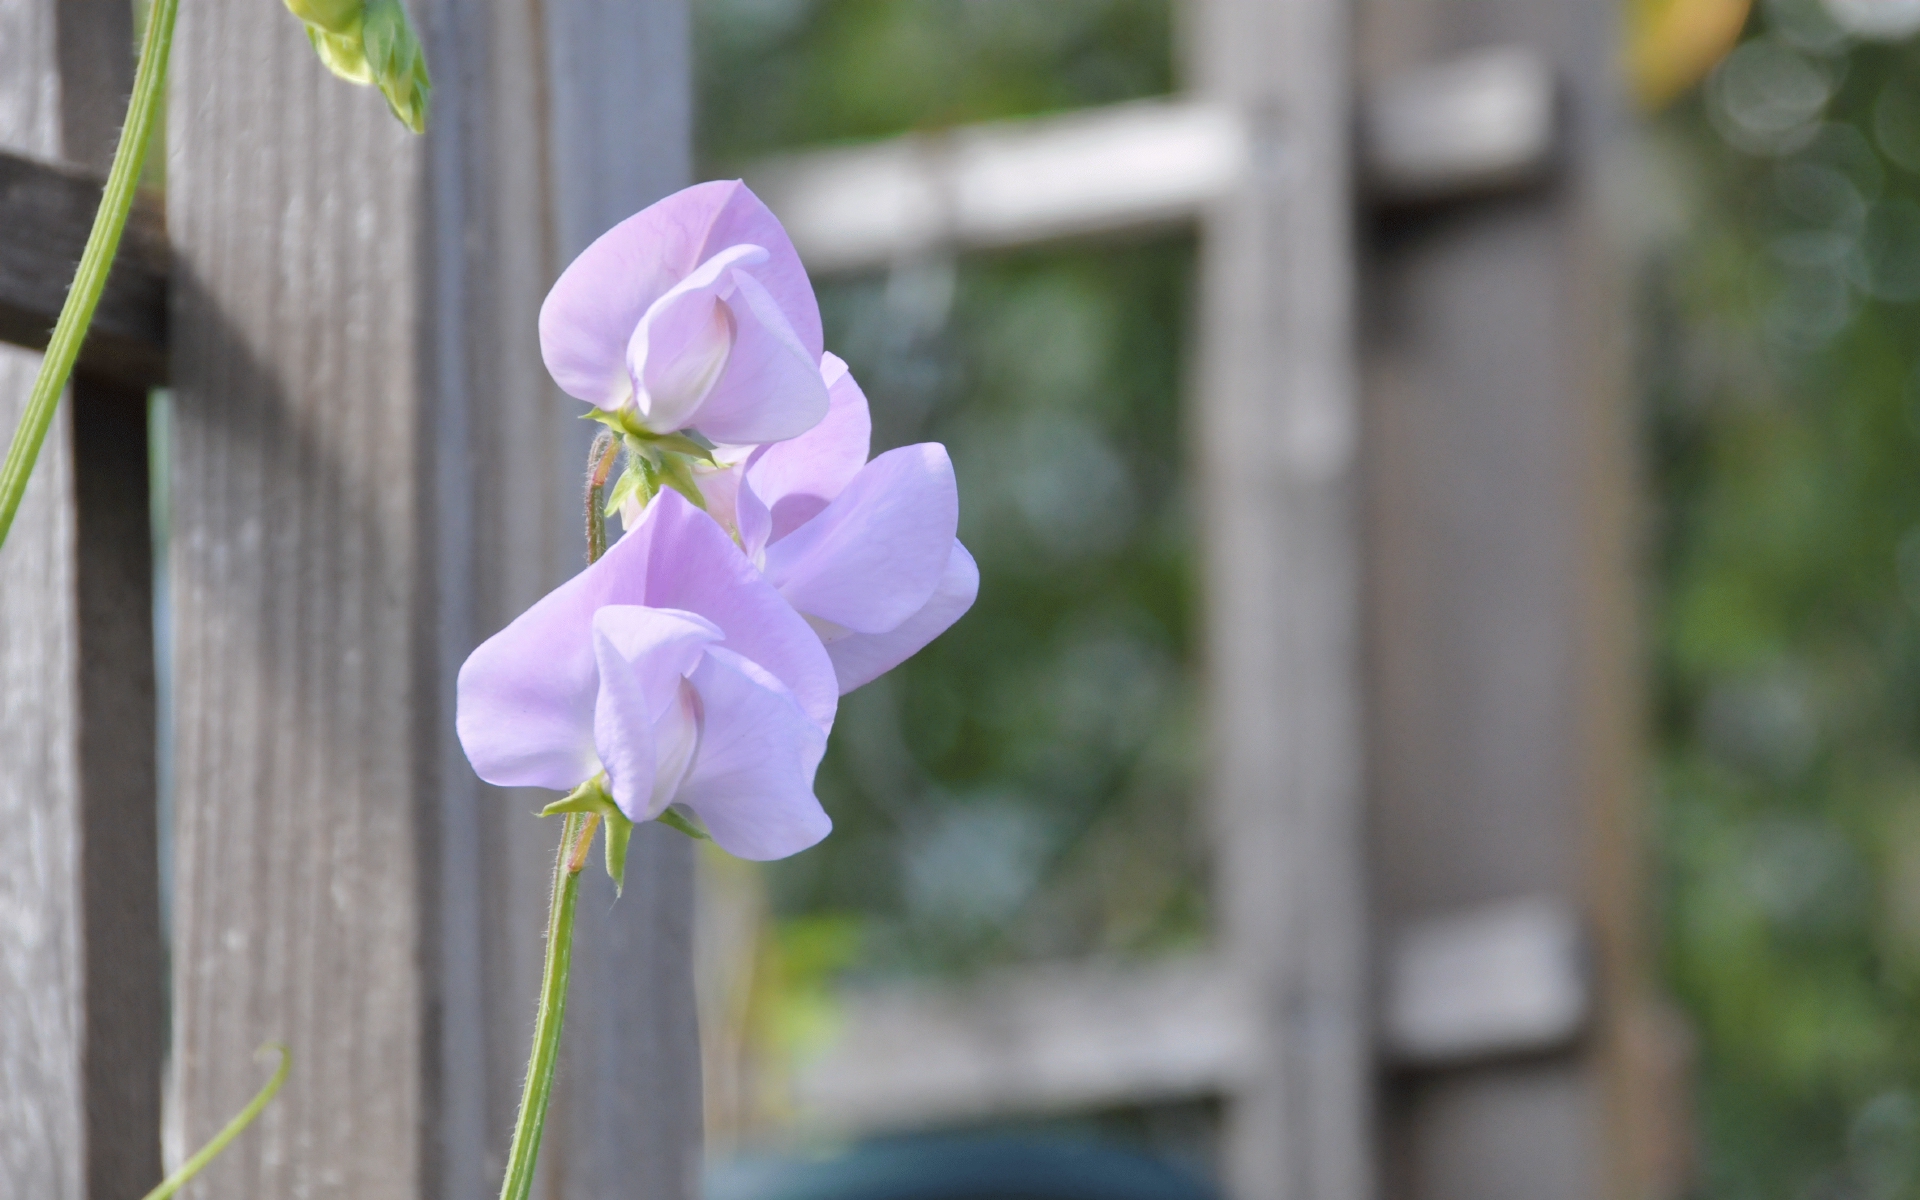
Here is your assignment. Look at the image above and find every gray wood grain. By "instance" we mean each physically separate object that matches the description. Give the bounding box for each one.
[166,1,697,1197]
[59,4,167,1194]
[1190,0,1371,1197]
[0,148,168,388]
[0,1,162,1197]
[0,9,86,1196]
[165,3,427,1193]
[0,349,85,1200]
[1354,0,1663,1192]
[423,2,699,1195]
[73,377,164,1200]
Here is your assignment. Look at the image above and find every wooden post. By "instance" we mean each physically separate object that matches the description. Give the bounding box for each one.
[1190,0,1372,1197]
[166,2,696,1197]
[0,1,163,1197]
[422,2,699,1196]
[1355,0,1665,1195]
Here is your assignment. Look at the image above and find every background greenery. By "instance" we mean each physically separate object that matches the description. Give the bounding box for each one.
[1648,1,1920,1194]
[699,0,1204,985]
[700,0,1920,1191]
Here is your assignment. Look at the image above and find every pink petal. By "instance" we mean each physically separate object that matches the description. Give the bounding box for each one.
[762,443,959,634]
[540,183,734,407]
[590,606,722,725]
[539,180,821,407]
[735,451,774,560]
[455,490,837,795]
[695,181,823,361]
[692,459,747,539]
[820,540,979,693]
[746,352,873,543]
[592,626,658,821]
[456,582,606,793]
[675,648,831,860]
[679,269,829,444]
[623,490,840,732]
[626,244,767,432]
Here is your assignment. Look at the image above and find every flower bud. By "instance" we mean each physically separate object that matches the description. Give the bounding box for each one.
[284,0,362,35]
[304,26,372,85]
[286,0,430,133]
[360,0,432,134]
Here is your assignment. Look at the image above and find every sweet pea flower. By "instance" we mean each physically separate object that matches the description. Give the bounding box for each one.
[539,181,829,445]
[656,353,979,694]
[456,489,838,860]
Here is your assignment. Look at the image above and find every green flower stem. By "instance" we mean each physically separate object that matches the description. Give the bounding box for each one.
[140,1044,290,1200]
[498,811,597,1200]
[0,0,178,550]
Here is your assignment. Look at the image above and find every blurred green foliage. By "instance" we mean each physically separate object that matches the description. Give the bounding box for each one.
[697,0,1201,981]
[700,2,1920,1189]
[698,0,1172,165]
[1649,2,1920,1194]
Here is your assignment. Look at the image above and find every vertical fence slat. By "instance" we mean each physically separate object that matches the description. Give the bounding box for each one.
[0,2,85,1190]
[63,4,165,1197]
[1356,0,1655,1191]
[167,0,426,1187]
[424,0,698,1196]
[538,6,701,1197]
[169,2,697,1196]
[0,3,85,1180]
[1193,0,1371,1196]
[0,0,159,1196]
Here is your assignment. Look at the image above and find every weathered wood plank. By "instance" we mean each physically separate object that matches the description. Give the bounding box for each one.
[0,1,161,1197]
[1356,0,1662,1192]
[167,1,697,1197]
[1190,0,1371,1196]
[539,4,702,1193]
[165,0,427,1187]
[422,3,698,1197]
[0,7,85,1194]
[785,898,1590,1135]
[0,148,167,388]
[71,378,164,1200]
[0,352,85,1200]
[741,52,1556,274]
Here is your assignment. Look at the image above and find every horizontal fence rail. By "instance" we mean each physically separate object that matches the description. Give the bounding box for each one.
[0,148,166,386]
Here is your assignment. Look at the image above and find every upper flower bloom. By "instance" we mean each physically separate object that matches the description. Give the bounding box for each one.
[539,181,829,446]
[671,353,979,694]
[456,489,838,860]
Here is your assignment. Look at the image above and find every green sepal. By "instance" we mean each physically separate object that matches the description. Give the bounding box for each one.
[651,433,718,462]
[654,453,708,512]
[584,405,640,437]
[603,809,635,897]
[604,461,648,520]
[539,778,637,893]
[656,805,712,843]
[597,439,710,521]
[539,775,618,820]
[359,0,431,133]
[580,407,718,463]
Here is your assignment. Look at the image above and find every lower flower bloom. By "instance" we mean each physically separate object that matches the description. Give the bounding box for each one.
[456,489,837,860]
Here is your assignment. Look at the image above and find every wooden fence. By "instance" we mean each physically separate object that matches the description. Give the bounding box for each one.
[0,0,1674,1198]
[1,1,701,1197]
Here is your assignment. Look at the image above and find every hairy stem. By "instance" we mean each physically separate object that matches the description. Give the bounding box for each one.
[497,437,621,1199]
[585,429,618,564]
[497,812,592,1200]
[0,0,178,549]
